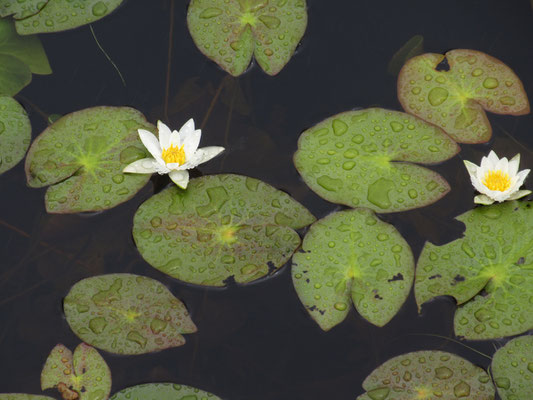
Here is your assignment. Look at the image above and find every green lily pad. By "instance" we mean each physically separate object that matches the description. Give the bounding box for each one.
[109,383,221,400]
[25,106,153,213]
[0,18,51,75]
[0,96,31,175]
[357,350,494,399]
[398,49,530,143]
[292,209,414,330]
[387,34,424,76]
[133,174,315,287]
[64,273,197,355]
[294,108,458,213]
[416,201,533,340]
[0,396,54,400]
[15,0,124,35]
[187,0,307,76]
[492,335,533,400]
[41,343,111,400]
[0,54,30,96]
[0,0,48,19]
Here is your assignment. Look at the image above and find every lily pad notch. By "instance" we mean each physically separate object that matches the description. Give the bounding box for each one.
[398,49,530,143]
[187,0,308,76]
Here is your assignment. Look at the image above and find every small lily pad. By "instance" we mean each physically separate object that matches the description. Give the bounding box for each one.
[292,208,414,330]
[15,0,124,35]
[0,18,51,75]
[109,383,221,400]
[492,335,533,400]
[398,49,530,143]
[0,54,30,96]
[64,273,197,355]
[387,34,424,76]
[187,0,307,76]
[25,106,153,213]
[294,108,458,213]
[416,201,533,340]
[133,174,315,287]
[41,343,111,400]
[0,396,54,400]
[357,350,494,399]
[0,0,48,19]
[0,96,31,174]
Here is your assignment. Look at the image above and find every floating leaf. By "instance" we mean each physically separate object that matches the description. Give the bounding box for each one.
[0,396,54,400]
[492,335,533,400]
[133,174,315,287]
[25,106,153,213]
[15,0,124,35]
[357,350,494,399]
[0,0,48,19]
[387,34,424,76]
[416,201,533,339]
[0,96,31,174]
[64,273,197,355]
[294,108,458,213]
[109,383,221,400]
[292,209,414,330]
[41,343,111,400]
[398,49,530,143]
[0,18,51,75]
[187,0,307,76]
[0,54,30,96]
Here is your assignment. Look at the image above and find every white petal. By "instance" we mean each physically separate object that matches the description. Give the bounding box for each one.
[474,194,495,205]
[463,160,479,177]
[157,120,171,150]
[169,169,189,189]
[193,146,225,166]
[495,156,509,175]
[509,154,521,177]
[123,158,158,174]
[179,118,195,136]
[507,190,532,200]
[183,129,202,159]
[515,169,531,187]
[169,130,181,148]
[487,150,500,166]
[138,129,163,162]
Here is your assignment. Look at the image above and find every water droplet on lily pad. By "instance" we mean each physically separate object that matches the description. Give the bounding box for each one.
[0,96,31,175]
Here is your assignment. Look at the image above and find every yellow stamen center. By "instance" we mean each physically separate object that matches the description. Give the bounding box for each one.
[161,144,186,165]
[483,170,511,192]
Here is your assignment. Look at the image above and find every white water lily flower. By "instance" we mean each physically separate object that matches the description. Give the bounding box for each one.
[123,119,224,189]
[463,150,531,205]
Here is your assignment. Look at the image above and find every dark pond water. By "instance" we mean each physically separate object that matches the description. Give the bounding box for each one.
[1,0,533,399]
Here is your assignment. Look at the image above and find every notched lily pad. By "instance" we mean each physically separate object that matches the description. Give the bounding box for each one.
[41,343,111,400]
[357,350,494,399]
[398,49,530,143]
[15,0,124,35]
[492,335,533,400]
[0,0,48,19]
[0,96,31,174]
[292,208,414,330]
[187,0,307,76]
[64,273,197,355]
[25,106,153,213]
[109,383,221,400]
[416,201,533,340]
[0,396,54,400]
[133,174,315,287]
[294,108,458,213]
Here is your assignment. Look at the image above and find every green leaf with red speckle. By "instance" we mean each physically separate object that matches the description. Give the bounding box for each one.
[25,106,153,213]
[40,343,111,400]
[294,108,459,213]
[492,335,533,400]
[0,0,49,19]
[357,351,494,399]
[398,49,530,143]
[0,396,55,400]
[416,201,533,340]
[292,209,414,330]
[14,0,124,35]
[0,96,31,175]
[109,383,221,400]
[187,0,307,76]
[133,174,315,287]
[64,274,197,355]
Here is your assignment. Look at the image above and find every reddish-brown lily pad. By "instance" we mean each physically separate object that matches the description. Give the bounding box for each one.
[398,49,530,143]
[41,343,111,400]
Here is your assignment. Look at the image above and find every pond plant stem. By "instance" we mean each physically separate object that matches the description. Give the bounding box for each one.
[407,333,492,360]
[164,0,176,121]
[89,25,126,87]
[200,76,226,130]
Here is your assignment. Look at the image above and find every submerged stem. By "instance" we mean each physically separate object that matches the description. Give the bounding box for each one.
[89,24,126,87]
[164,0,176,121]
[408,333,492,360]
